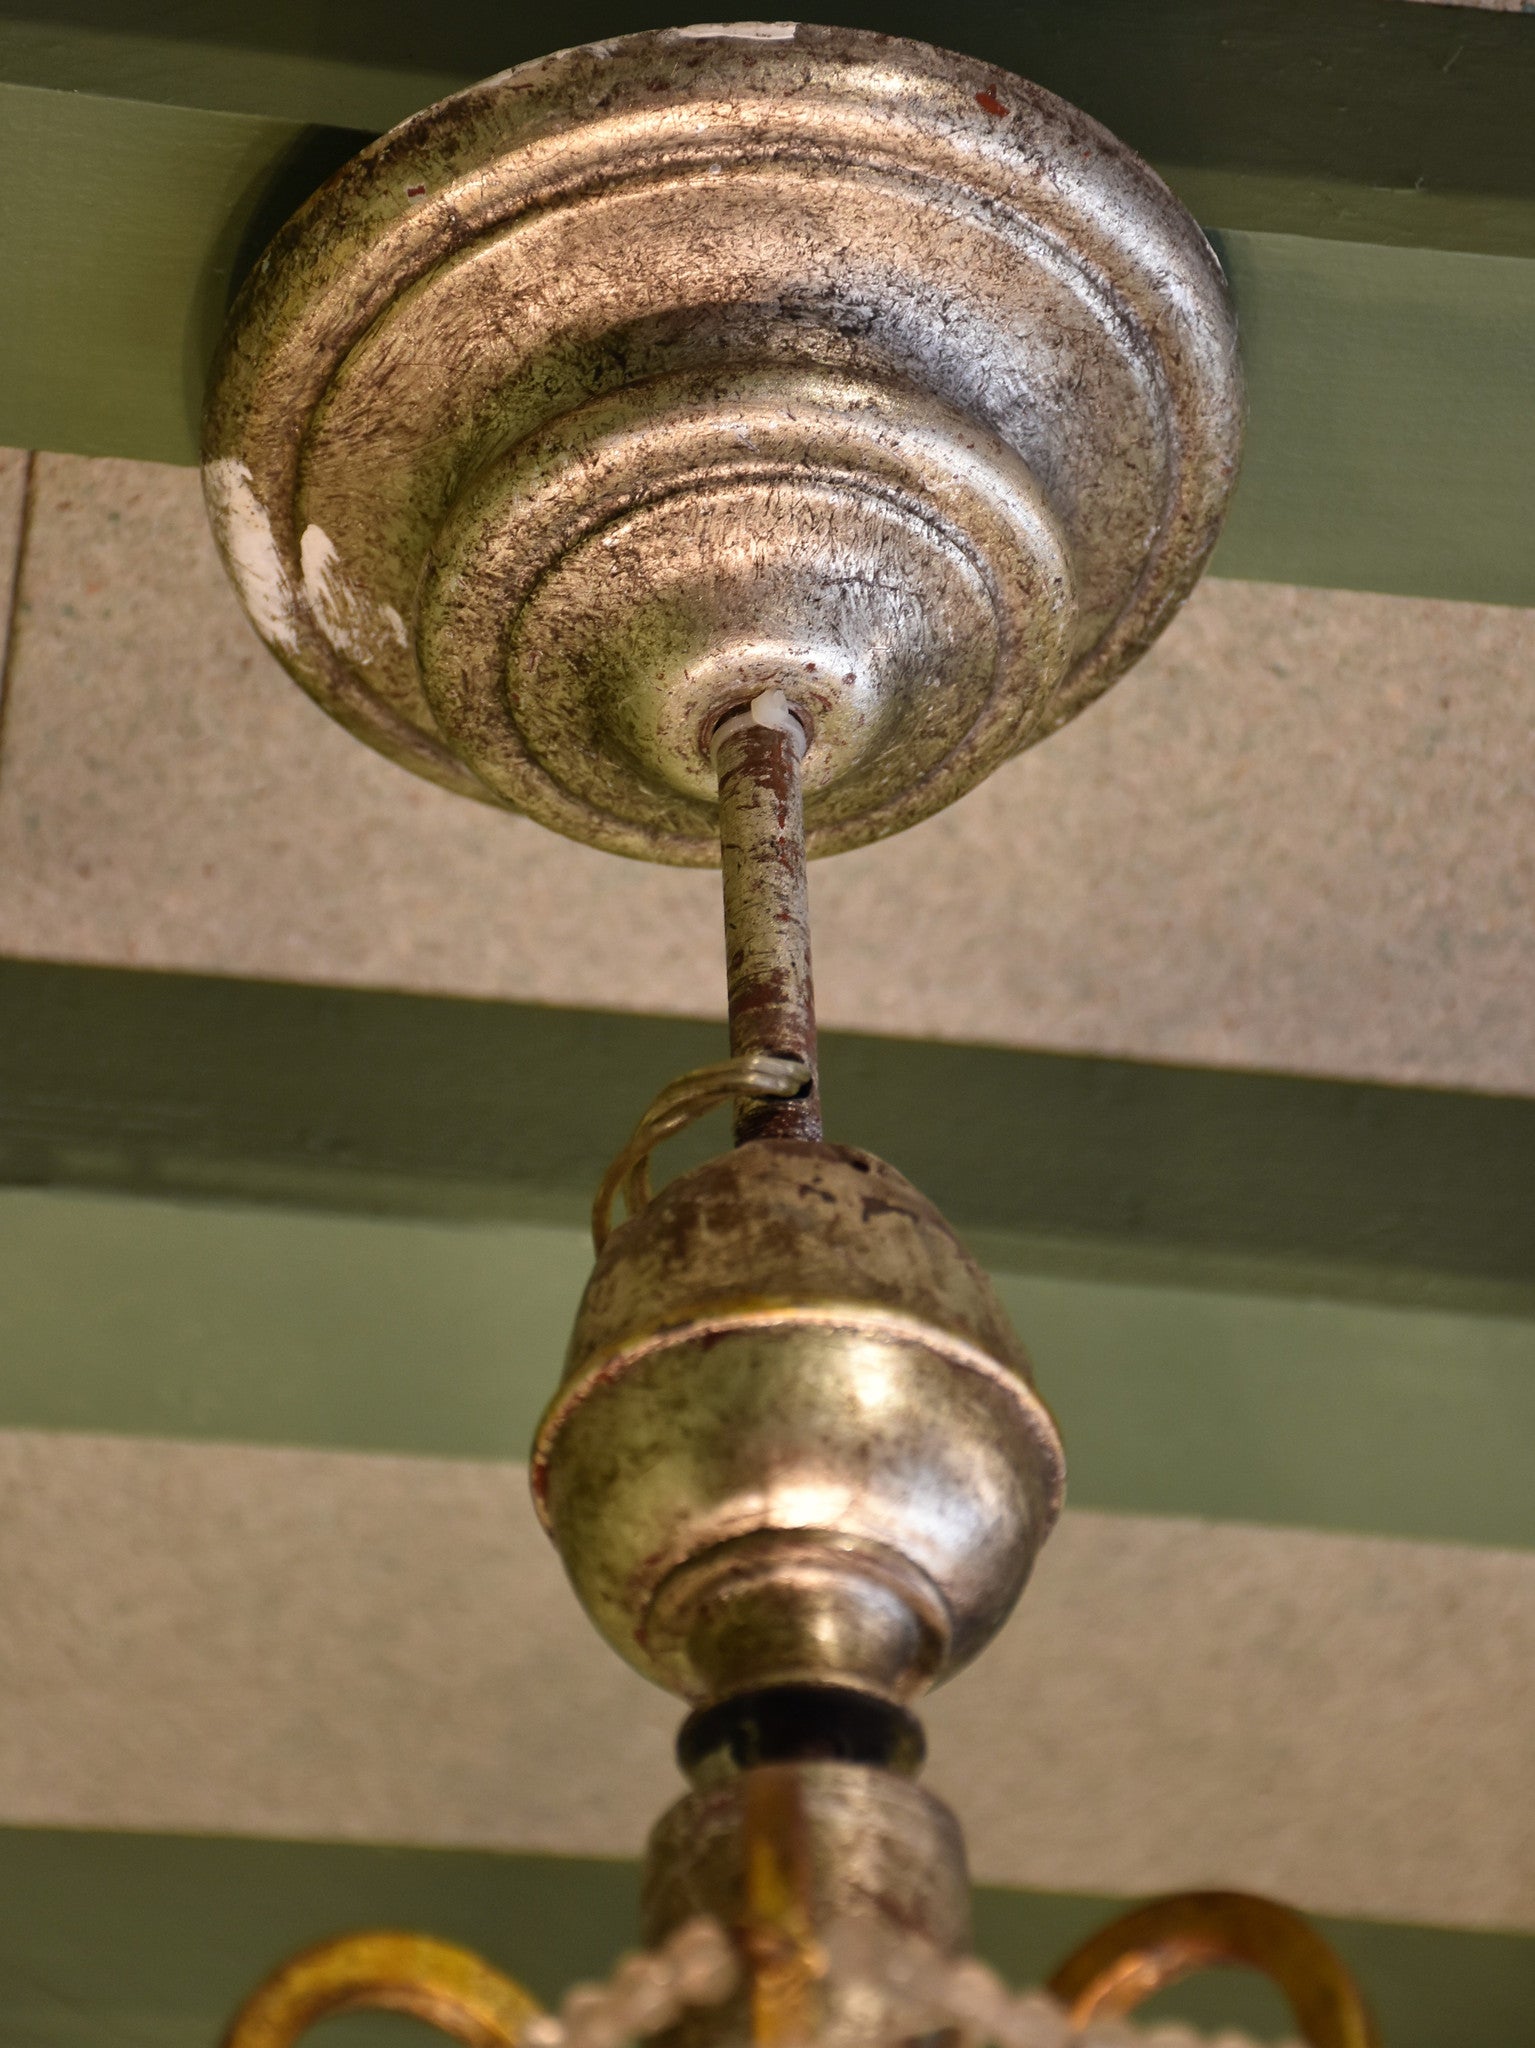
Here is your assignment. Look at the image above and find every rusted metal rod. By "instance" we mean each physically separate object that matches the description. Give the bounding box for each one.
[713,692,822,1145]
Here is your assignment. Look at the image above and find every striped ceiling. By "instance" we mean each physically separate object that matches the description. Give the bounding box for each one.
[0,420,1531,2048]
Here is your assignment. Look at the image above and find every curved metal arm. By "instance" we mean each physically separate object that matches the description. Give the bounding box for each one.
[222,1931,544,2048]
[591,1053,813,1251]
[1048,1891,1380,2048]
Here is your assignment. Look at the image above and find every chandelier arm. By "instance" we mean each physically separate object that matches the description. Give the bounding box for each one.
[591,1052,814,1250]
[1046,1890,1381,2048]
[713,694,821,1145]
[220,1932,544,2048]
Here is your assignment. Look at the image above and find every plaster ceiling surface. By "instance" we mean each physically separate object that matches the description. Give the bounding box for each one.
[0,450,1533,1095]
[1,442,1533,2028]
[2,1429,1530,1936]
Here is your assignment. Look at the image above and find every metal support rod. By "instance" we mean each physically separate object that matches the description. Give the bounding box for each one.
[713,692,822,1144]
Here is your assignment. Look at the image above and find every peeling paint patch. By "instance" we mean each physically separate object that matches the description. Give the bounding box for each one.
[672,21,798,40]
[202,459,300,655]
[300,525,408,666]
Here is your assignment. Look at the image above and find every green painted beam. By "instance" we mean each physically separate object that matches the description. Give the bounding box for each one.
[3,1184,1533,1549]
[1,0,1532,602]
[3,960,1531,1317]
[3,0,1530,241]
[1,1826,1530,2047]
[1205,231,1535,603]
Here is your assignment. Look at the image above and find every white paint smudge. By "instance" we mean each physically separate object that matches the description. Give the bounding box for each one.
[202,458,300,655]
[672,20,798,39]
[300,524,408,667]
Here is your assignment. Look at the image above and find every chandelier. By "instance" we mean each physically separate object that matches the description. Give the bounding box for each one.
[200,25,1377,2048]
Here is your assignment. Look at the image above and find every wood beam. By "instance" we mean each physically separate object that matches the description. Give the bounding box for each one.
[4,1184,1532,1548]
[3,0,1530,233]
[6,961,1532,1546]
[1,0,1532,602]
[3,960,1530,1314]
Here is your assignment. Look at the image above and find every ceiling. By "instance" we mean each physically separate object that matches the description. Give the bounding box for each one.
[1,443,1532,2042]
[3,450,1533,1096]
[0,2,1532,2042]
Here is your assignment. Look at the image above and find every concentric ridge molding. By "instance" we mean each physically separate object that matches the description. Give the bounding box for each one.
[203,23,1243,865]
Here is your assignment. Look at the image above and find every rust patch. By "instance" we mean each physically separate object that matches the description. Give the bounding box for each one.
[715,710,822,1144]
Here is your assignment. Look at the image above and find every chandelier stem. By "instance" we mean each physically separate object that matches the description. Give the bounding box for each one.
[742,1768,819,2047]
[714,694,821,1144]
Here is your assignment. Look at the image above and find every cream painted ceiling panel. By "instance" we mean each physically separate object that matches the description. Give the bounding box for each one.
[1,1430,1530,1935]
[0,448,29,662]
[0,451,1532,1093]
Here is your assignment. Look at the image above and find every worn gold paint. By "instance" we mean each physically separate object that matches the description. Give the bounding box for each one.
[1050,1891,1381,2048]
[221,1931,543,2048]
[536,1139,1065,1706]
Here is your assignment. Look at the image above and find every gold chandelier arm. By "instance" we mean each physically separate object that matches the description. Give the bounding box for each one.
[221,1931,545,2048]
[1047,1891,1381,2048]
[591,1053,813,1251]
